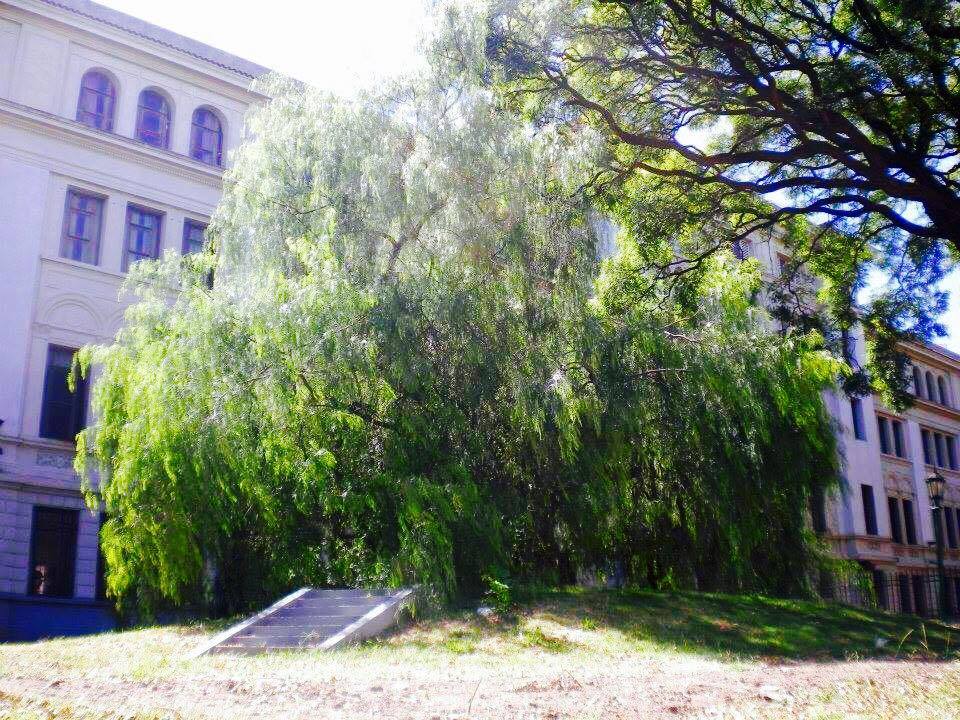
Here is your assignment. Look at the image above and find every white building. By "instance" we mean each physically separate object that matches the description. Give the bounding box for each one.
[739,232,960,615]
[0,0,266,639]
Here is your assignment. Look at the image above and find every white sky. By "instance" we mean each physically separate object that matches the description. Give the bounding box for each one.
[97,0,432,93]
[100,0,960,351]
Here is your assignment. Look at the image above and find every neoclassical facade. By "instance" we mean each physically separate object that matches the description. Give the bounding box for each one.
[738,231,960,614]
[824,339,960,613]
[0,0,266,639]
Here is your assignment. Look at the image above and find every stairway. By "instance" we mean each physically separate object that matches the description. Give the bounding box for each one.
[192,587,414,656]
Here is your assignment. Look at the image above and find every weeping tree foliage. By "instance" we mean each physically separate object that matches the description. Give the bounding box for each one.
[76,5,841,614]
[484,0,957,409]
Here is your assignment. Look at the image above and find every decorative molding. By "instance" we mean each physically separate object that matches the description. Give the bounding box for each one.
[0,97,225,187]
[36,449,73,469]
[4,0,269,98]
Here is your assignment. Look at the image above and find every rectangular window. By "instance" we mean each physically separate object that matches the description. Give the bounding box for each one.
[873,570,888,610]
[922,429,934,465]
[903,498,918,545]
[28,506,79,598]
[861,485,878,535]
[850,397,866,440]
[60,189,103,265]
[891,420,905,458]
[38,345,88,442]
[124,205,163,270]
[888,496,903,544]
[947,435,958,471]
[945,507,958,550]
[912,575,927,616]
[877,417,890,454]
[95,512,107,601]
[898,573,913,613]
[181,219,207,255]
[935,433,947,467]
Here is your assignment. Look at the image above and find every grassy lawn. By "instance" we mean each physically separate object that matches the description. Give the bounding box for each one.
[2,588,959,719]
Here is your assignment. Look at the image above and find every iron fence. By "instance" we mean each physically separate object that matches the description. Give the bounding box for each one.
[818,566,960,618]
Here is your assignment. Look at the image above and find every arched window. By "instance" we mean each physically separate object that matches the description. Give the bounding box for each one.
[190,107,223,166]
[76,70,116,131]
[938,376,950,406]
[913,366,924,398]
[136,89,171,148]
[926,371,937,402]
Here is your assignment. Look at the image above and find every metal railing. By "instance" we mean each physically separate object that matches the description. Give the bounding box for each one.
[818,566,960,618]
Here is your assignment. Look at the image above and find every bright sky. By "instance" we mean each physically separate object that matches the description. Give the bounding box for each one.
[97,0,432,94]
[100,0,960,351]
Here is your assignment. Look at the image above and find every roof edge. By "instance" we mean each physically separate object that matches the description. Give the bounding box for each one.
[35,0,270,80]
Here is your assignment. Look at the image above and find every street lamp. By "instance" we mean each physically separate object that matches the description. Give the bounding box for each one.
[925,471,949,619]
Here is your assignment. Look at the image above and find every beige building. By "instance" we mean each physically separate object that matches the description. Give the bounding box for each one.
[0,0,266,639]
[825,339,960,614]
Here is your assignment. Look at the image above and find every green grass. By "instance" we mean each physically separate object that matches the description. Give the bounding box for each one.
[503,586,959,659]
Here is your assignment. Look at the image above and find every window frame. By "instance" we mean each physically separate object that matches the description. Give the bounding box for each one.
[181,218,208,255]
[888,496,904,544]
[850,397,866,441]
[891,420,905,458]
[861,484,878,536]
[903,498,918,545]
[38,344,88,443]
[945,507,958,550]
[913,367,925,399]
[27,505,79,598]
[123,203,164,271]
[877,416,890,455]
[135,88,172,149]
[60,188,105,266]
[75,70,116,132]
[190,107,224,167]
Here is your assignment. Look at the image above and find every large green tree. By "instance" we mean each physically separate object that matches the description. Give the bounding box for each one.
[76,7,840,614]
[485,0,958,400]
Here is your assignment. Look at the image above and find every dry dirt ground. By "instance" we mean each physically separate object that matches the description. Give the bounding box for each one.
[2,592,960,719]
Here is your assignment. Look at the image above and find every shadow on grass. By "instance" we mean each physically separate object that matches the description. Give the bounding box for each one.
[525,587,959,661]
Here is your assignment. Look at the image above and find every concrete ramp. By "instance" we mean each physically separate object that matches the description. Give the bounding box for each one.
[191,587,414,656]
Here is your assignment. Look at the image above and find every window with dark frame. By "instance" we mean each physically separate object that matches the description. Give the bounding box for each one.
[124,205,163,270]
[76,70,116,131]
[945,507,958,550]
[877,416,890,454]
[850,397,866,440]
[903,498,918,545]
[181,219,207,254]
[938,376,950,407]
[861,485,878,535]
[39,345,88,442]
[60,190,103,265]
[888,496,903,544]
[28,506,79,598]
[935,433,947,467]
[95,512,108,601]
[912,575,927,616]
[891,420,905,458]
[190,107,223,166]
[898,573,913,613]
[922,429,934,465]
[136,89,171,148]
[926,371,937,401]
[913,367,925,398]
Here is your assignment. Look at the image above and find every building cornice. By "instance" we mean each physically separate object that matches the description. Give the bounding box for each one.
[903,340,960,373]
[0,97,225,188]
[3,0,271,98]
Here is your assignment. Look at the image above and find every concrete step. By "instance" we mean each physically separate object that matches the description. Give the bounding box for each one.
[190,587,415,656]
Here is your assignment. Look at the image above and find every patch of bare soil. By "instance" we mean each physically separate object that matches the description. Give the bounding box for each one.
[1,647,954,720]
